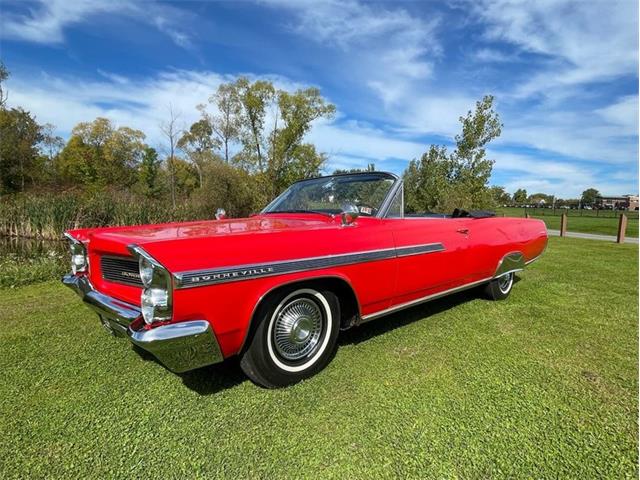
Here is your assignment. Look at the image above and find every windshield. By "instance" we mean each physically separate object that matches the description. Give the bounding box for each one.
[263,173,396,217]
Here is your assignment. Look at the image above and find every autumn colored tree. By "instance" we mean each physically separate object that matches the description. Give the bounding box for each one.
[57,117,146,187]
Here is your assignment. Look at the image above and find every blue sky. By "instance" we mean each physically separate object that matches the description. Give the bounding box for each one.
[1,0,638,197]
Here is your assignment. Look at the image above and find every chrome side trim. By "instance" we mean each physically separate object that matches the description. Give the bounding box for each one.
[493,252,525,278]
[396,243,444,258]
[174,242,445,289]
[360,277,492,322]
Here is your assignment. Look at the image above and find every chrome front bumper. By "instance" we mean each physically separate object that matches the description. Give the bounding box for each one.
[62,274,223,372]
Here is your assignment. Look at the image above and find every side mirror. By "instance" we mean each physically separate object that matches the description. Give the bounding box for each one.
[340,204,359,226]
[215,208,227,220]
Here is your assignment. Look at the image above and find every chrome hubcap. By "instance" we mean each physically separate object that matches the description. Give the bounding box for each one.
[498,273,513,293]
[273,298,323,361]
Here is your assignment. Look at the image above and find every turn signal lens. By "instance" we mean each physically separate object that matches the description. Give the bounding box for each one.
[141,288,169,324]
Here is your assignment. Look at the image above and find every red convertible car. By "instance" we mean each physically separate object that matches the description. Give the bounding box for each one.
[63,172,547,387]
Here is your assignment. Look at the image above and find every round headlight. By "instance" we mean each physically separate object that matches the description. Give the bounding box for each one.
[141,288,169,324]
[139,257,155,287]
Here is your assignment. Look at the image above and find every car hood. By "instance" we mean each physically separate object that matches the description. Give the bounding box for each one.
[91,215,335,243]
[70,214,345,271]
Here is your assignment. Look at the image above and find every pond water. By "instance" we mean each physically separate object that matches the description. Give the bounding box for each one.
[0,236,67,259]
[0,236,69,288]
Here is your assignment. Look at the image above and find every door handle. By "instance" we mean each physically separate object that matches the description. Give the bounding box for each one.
[456,228,469,235]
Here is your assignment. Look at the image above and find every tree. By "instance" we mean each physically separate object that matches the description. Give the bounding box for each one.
[489,186,511,206]
[204,78,335,197]
[57,117,146,187]
[0,107,43,193]
[39,123,64,183]
[177,118,220,187]
[234,78,275,172]
[267,88,335,195]
[160,105,182,207]
[170,156,199,197]
[333,164,376,174]
[403,95,502,213]
[513,188,527,204]
[0,62,9,109]
[137,147,163,198]
[404,145,452,213]
[581,188,600,206]
[206,83,241,163]
[528,192,553,206]
[191,161,267,218]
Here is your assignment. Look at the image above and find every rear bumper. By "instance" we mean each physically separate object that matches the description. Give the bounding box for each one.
[62,274,223,372]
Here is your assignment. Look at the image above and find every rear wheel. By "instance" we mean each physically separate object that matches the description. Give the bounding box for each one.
[240,287,340,388]
[484,272,514,300]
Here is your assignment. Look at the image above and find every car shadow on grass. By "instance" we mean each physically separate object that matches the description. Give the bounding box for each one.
[339,276,521,346]
[179,358,247,394]
[132,277,520,394]
[132,345,247,395]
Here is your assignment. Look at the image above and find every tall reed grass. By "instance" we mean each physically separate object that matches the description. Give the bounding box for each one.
[0,190,210,240]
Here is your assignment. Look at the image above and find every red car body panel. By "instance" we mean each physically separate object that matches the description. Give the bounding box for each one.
[66,211,547,358]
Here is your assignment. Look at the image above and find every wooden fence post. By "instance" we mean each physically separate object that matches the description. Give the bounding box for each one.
[617,213,627,244]
[560,213,568,237]
[525,213,530,219]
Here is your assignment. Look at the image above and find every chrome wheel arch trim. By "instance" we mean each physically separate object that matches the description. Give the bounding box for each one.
[239,274,362,353]
[493,251,525,279]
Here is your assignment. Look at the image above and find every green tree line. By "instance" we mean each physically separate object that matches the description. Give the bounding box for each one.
[2,60,608,239]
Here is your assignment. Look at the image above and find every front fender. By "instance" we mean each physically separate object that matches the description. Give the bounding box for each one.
[172,270,362,358]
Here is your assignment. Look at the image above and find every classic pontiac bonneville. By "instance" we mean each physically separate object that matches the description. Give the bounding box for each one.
[63,172,547,387]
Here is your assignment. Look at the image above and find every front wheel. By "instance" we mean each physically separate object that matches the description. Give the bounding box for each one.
[484,272,514,300]
[240,288,340,388]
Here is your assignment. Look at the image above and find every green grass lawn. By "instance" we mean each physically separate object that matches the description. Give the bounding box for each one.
[498,207,639,238]
[1,238,637,479]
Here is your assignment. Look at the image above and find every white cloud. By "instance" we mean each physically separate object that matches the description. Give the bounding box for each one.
[492,151,637,197]
[595,95,639,134]
[0,0,192,48]
[472,48,517,63]
[470,0,638,97]
[8,70,227,146]
[260,0,440,108]
[497,98,638,165]
[310,120,425,163]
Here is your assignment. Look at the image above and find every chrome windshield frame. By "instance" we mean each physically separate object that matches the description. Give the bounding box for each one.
[261,171,401,219]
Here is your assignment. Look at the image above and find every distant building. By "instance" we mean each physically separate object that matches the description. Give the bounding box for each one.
[596,195,639,210]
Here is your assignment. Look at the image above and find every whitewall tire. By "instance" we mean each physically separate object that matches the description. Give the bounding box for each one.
[240,287,340,388]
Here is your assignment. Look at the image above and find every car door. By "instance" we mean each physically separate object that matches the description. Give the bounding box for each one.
[385,216,474,306]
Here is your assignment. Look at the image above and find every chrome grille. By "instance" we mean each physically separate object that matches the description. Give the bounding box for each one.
[101,256,142,286]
